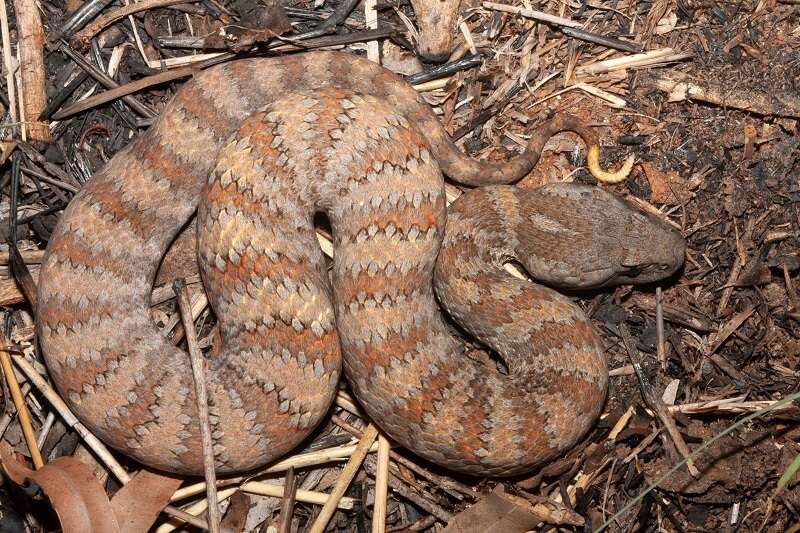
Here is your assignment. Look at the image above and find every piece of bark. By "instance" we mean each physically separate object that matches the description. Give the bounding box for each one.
[14,0,50,142]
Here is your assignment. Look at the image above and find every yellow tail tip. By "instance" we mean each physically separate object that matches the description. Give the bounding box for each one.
[587,145,635,184]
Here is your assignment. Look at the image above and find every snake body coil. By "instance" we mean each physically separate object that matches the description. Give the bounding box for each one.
[37,52,685,476]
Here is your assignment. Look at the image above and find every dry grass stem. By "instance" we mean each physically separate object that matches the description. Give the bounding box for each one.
[372,433,390,533]
[0,333,43,468]
[0,0,18,133]
[482,1,582,28]
[576,48,689,76]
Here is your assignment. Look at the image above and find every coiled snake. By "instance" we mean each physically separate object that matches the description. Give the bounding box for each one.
[36,51,685,476]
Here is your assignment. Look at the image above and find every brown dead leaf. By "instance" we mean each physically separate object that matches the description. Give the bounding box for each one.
[1,442,120,532]
[442,485,583,532]
[111,470,183,532]
[204,0,292,51]
[642,163,690,204]
[734,260,772,286]
[221,491,251,532]
[1,443,181,533]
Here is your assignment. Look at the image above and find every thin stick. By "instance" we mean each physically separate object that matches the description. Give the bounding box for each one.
[575,48,687,76]
[59,42,157,119]
[482,1,582,28]
[174,479,358,509]
[171,441,380,501]
[619,324,700,477]
[175,278,220,533]
[372,433,390,533]
[71,0,196,47]
[277,467,297,533]
[656,287,666,371]
[0,334,43,468]
[330,414,474,499]
[10,354,210,531]
[309,423,379,533]
[242,482,356,509]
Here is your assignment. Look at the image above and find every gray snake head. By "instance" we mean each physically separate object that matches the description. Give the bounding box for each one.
[612,207,686,285]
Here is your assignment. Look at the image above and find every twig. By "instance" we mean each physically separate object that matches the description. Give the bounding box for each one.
[372,433,390,533]
[709,306,755,355]
[365,0,379,63]
[58,0,115,39]
[560,26,639,53]
[309,423,379,533]
[330,414,474,499]
[656,287,666,370]
[619,324,700,477]
[0,382,31,437]
[8,240,38,308]
[241,482,356,509]
[653,74,800,119]
[277,467,296,533]
[173,479,358,509]
[13,0,50,141]
[71,0,199,48]
[667,397,794,415]
[482,1,582,28]
[266,439,378,473]
[58,42,157,119]
[405,54,482,85]
[175,278,220,533]
[51,60,216,120]
[576,48,691,76]
[0,331,43,468]
[36,412,56,450]
[306,0,361,38]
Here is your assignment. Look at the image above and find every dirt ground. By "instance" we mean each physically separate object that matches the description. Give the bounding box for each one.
[0,0,798,531]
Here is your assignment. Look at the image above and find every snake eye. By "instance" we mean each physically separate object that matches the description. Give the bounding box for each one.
[618,262,642,277]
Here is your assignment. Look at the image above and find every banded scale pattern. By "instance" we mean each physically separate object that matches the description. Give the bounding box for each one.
[37,51,685,476]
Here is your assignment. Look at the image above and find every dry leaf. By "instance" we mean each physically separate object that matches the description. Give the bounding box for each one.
[442,486,583,532]
[642,163,690,204]
[1,443,181,533]
[221,491,251,532]
[1,442,121,532]
[111,470,183,532]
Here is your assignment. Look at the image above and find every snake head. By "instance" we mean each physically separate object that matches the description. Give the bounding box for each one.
[613,208,686,285]
[409,0,461,62]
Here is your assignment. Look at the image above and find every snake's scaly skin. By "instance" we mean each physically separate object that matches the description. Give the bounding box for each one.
[36,52,685,476]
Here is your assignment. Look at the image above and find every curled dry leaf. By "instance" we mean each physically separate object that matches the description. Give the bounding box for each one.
[0,443,181,533]
[442,486,583,532]
[203,0,292,51]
